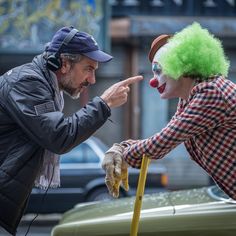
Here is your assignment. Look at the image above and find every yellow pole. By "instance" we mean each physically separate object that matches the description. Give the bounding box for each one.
[130,155,150,236]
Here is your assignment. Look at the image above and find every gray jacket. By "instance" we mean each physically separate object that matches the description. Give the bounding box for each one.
[0,54,111,235]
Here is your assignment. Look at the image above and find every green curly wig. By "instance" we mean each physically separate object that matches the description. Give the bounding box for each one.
[158,22,230,80]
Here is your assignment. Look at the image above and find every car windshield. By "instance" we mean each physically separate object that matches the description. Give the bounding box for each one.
[93,138,109,152]
[60,137,108,164]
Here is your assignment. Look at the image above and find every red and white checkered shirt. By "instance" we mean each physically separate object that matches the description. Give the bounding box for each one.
[122,76,236,200]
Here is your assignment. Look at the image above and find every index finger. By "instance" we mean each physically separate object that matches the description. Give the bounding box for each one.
[119,75,143,86]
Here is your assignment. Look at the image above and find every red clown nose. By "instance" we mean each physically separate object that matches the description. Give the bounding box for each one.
[149,78,159,88]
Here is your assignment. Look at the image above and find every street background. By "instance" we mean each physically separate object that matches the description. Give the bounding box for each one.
[0,214,61,236]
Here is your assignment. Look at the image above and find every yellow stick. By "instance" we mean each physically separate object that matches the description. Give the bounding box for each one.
[130,155,150,236]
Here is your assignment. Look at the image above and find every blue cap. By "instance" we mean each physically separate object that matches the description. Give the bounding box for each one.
[46,26,113,63]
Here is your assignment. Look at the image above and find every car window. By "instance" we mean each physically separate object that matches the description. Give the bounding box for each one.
[83,144,100,163]
[93,138,109,152]
[60,143,100,164]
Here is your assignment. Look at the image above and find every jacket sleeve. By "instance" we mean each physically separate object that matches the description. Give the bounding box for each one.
[5,76,111,154]
[123,83,227,168]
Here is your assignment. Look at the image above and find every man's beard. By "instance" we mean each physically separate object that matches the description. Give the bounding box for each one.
[59,76,89,100]
[64,90,81,99]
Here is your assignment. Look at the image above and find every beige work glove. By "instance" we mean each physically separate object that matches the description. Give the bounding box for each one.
[102,143,129,198]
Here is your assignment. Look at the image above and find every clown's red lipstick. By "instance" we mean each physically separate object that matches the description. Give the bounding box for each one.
[149,78,166,94]
[157,83,166,94]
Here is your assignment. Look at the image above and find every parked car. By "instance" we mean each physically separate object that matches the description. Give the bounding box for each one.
[51,185,236,236]
[25,136,167,214]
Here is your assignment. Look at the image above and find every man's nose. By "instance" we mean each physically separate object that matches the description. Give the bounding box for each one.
[88,73,96,85]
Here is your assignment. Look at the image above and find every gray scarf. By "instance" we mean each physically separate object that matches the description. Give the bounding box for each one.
[34,70,64,189]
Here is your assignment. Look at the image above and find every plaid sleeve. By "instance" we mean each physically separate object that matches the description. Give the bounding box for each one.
[123,83,227,168]
[120,139,141,148]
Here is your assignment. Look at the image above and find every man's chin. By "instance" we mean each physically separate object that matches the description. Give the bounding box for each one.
[160,93,168,99]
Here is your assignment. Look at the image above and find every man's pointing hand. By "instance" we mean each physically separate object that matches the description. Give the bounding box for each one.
[100,75,143,108]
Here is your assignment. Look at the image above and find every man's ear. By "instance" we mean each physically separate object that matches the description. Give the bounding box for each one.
[60,58,71,73]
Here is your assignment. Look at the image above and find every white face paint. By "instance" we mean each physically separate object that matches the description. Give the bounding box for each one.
[151,43,183,99]
[153,44,169,62]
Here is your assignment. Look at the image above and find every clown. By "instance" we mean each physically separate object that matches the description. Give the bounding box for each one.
[102,22,236,200]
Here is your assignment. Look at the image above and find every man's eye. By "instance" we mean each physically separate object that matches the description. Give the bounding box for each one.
[87,68,93,72]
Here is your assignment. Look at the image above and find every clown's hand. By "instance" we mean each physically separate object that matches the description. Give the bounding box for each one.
[102,143,129,198]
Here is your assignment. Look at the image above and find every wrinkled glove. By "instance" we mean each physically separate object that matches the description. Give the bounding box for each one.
[102,143,129,198]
